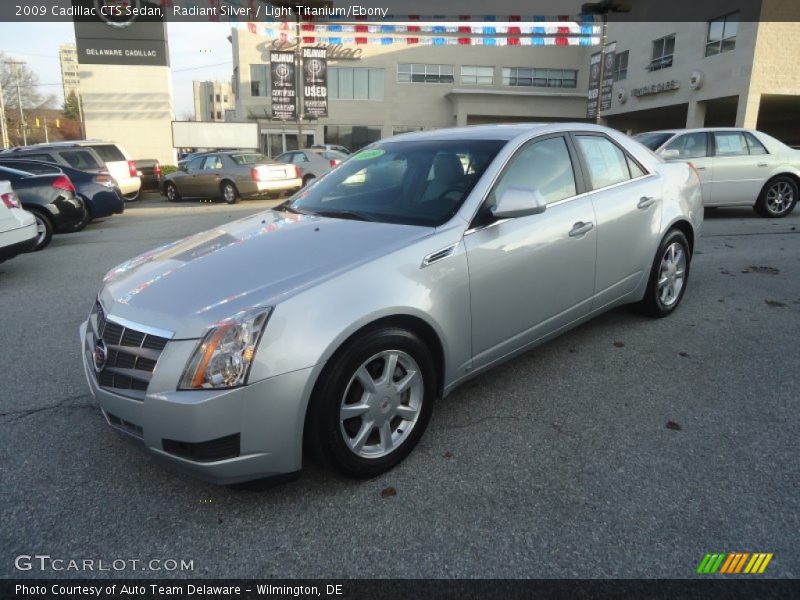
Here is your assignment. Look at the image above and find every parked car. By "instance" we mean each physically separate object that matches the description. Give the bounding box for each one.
[81,123,702,484]
[0,180,37,262]
[1,144,107,174]
[275,149,347,185]
[310,144,351,155]
[0,158,124,221]
[3,141,142,201]
[0,166,88,251]
[134,159,162,192]
[634,128,799,217]
[161,151,302,204]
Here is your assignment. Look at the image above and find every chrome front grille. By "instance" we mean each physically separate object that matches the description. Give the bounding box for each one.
[93,301,170,401]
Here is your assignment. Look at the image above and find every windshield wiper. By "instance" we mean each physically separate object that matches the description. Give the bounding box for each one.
[275,204,315,216]
[313,209,376,222]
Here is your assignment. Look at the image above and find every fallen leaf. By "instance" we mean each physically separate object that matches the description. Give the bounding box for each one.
[380,487,397,498]
[666,421,682,431]
[678,351,689,357]
[443,451,454,459]
[613,341,625,348]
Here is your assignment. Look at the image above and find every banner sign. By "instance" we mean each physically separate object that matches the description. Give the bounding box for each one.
[586,51,601,119]
[302,47,328,119]
[270,51,296,121]
[600,41,616,112]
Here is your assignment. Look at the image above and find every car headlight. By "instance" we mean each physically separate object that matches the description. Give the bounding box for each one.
[179,306,272,390]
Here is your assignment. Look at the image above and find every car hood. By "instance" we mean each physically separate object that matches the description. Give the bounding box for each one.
[99,209,432,339]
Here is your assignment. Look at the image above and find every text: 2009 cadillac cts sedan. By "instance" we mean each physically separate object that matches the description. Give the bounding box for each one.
[80,124,702,484]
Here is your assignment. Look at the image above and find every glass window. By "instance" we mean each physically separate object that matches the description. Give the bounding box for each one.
[627,156,646,178]
[649,34,676,71]
[291,153,309,164]
[60,150,102,169]
[665,132,709,159]
[286,139,506,227]
[744,132,768,155]
[613,51,629,81]
[329,68,384,100]
[398,63,454,84]
[187,156,205,172]
[201,155,223,170]
[324,125,382,152]
[706,12,738,56]
[502,67,577,88]
[393,126,425,136]
[19,153,56,163]
[231,153,267,165]
[575,135,631,189]
[461,65,494,85]
[494,137,577,205]
[250,64,268,97]
[633,132,674,151]
[713,132,748,156]
[0,161,58,174]
[90,145,125,162]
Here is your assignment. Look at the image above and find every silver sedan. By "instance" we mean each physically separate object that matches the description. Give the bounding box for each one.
[80,124,702,484]
[635,128,800,217]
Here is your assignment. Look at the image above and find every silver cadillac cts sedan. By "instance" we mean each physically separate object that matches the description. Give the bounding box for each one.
[80,124,703,484]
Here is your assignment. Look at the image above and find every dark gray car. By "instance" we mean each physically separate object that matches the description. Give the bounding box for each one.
[161,151,302,204]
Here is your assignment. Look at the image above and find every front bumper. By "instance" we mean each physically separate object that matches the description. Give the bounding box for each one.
[80,320,313,484]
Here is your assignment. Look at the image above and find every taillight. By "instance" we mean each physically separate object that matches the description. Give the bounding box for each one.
[128,160,137,177]
[294,165,301,178]
[94,174,116,188]
[52,175,76,193]
[154,164,162,177]
[329,159,337,168]
[1,191,20,209]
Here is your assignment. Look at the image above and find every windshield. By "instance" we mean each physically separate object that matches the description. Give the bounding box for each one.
[285,139,506,227]
[633,132,674,151]
[231,153,268,165]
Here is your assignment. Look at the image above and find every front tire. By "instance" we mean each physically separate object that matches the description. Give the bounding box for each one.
[164,182,180,202]
[221,181,240,204]
[755,176,797,218]
[635,229,691,318]
[306,327,437,479]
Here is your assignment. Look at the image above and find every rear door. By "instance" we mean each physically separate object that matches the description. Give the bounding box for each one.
[572,133,663,305]
[709,131,767,205]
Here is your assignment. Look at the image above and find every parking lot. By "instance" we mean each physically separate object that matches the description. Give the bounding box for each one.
[1,194,798,579]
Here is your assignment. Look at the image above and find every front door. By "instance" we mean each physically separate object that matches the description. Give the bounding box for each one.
[464,134,597,370]
[661,131,713,202]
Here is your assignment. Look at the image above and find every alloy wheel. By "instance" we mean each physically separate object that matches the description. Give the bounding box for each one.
[34,214,47,246]
[657,242,686,308]
[223,184,236,203]
[765,181,794,215]
[339,350,424,459]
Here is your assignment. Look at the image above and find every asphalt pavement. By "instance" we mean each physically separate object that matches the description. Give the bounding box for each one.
[1,195,798,579]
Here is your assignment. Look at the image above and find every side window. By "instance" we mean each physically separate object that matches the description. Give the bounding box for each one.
[744,132,768,155]
[292,153,309,164]
[713,132,748,156]
[19,153,55,163]
[493,136,577,205]
[665,132,708,159]
[187,156,205,172]
[59,150,99,170]
[627,156,646,178]
[12,162,58,174]
[575,135,631,189]
[202,155,222,170]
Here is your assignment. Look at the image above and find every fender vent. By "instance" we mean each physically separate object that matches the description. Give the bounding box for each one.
[422,243,458,267]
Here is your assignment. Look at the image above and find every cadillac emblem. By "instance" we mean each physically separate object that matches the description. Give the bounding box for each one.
[93,338,108,373]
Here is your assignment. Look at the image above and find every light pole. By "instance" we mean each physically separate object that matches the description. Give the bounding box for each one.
[4,61,28,145]
[0,77,9,148]
[581,1,630,124]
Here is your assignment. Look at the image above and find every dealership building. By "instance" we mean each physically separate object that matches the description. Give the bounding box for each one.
[601,1,800,145]
[229,26,597,155]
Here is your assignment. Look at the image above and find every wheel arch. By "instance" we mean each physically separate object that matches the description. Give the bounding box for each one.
[762,171,800,194]
[666,218,695,255]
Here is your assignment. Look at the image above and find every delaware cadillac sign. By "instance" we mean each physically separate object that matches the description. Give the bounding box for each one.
[632,80,680,97]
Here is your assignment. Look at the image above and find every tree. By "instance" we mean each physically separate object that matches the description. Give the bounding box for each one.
[63,91,81,121]
[0,52,56,146]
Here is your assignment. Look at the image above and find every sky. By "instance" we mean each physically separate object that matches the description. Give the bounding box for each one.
[0,22,235,117]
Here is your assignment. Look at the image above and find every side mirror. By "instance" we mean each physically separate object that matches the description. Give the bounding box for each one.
[491,186,547,219]
[661,148,680,160]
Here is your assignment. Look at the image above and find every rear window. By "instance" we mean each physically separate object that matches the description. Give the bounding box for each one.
[231,153,268,165]
[0,161,59,175]
[633,132,674,151]
[0,166,33,180]
[322,151,348,160]
[14,153,55,163]
[89,144,126,162]
[60,150,101,170]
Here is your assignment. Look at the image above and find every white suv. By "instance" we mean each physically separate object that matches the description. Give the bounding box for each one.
[0,180,37,262]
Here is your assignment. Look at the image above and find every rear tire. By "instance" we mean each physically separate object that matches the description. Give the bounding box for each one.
[123,189,141,202]
[635,229,691,318]
[28,209,53,251]
[305,327,437,479]
[221,181,240,204]
[754,176,797,218]
[164,182,180,202]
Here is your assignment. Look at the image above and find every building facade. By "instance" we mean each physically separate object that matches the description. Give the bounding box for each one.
[58,44,80,101]
[601,0,800,145]
[193,80,235,122]
[230,27,596,155]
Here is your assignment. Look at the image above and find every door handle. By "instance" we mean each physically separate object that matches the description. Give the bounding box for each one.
[757,163,768,168]
[569,221,594,237]
[637,196,656,209]
[694,166,707,170]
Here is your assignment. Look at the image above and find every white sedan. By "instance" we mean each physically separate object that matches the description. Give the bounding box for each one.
[0,180,37,263]
[635,128,799,218]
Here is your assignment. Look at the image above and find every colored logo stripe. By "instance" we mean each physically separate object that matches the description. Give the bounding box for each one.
[698,553,773,575]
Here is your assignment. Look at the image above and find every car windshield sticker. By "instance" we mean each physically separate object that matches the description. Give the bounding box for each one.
[352,149,385,160]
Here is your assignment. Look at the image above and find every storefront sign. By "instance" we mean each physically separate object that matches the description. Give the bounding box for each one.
[302,47,328,119]
[632,80,681,97]
[270,51,297,120]
[600,42,616,112]
[586,51,601,119]
[270,39,362,61]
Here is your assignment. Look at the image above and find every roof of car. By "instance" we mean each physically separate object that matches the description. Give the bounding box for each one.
[384,122,620,142]
[636,127,756,136]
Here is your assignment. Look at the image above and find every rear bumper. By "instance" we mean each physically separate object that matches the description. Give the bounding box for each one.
[85,189,125,218]
[116,176,142,196]
[241,178,302,197]
[0,224,37,261]
[80,320,313,485]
